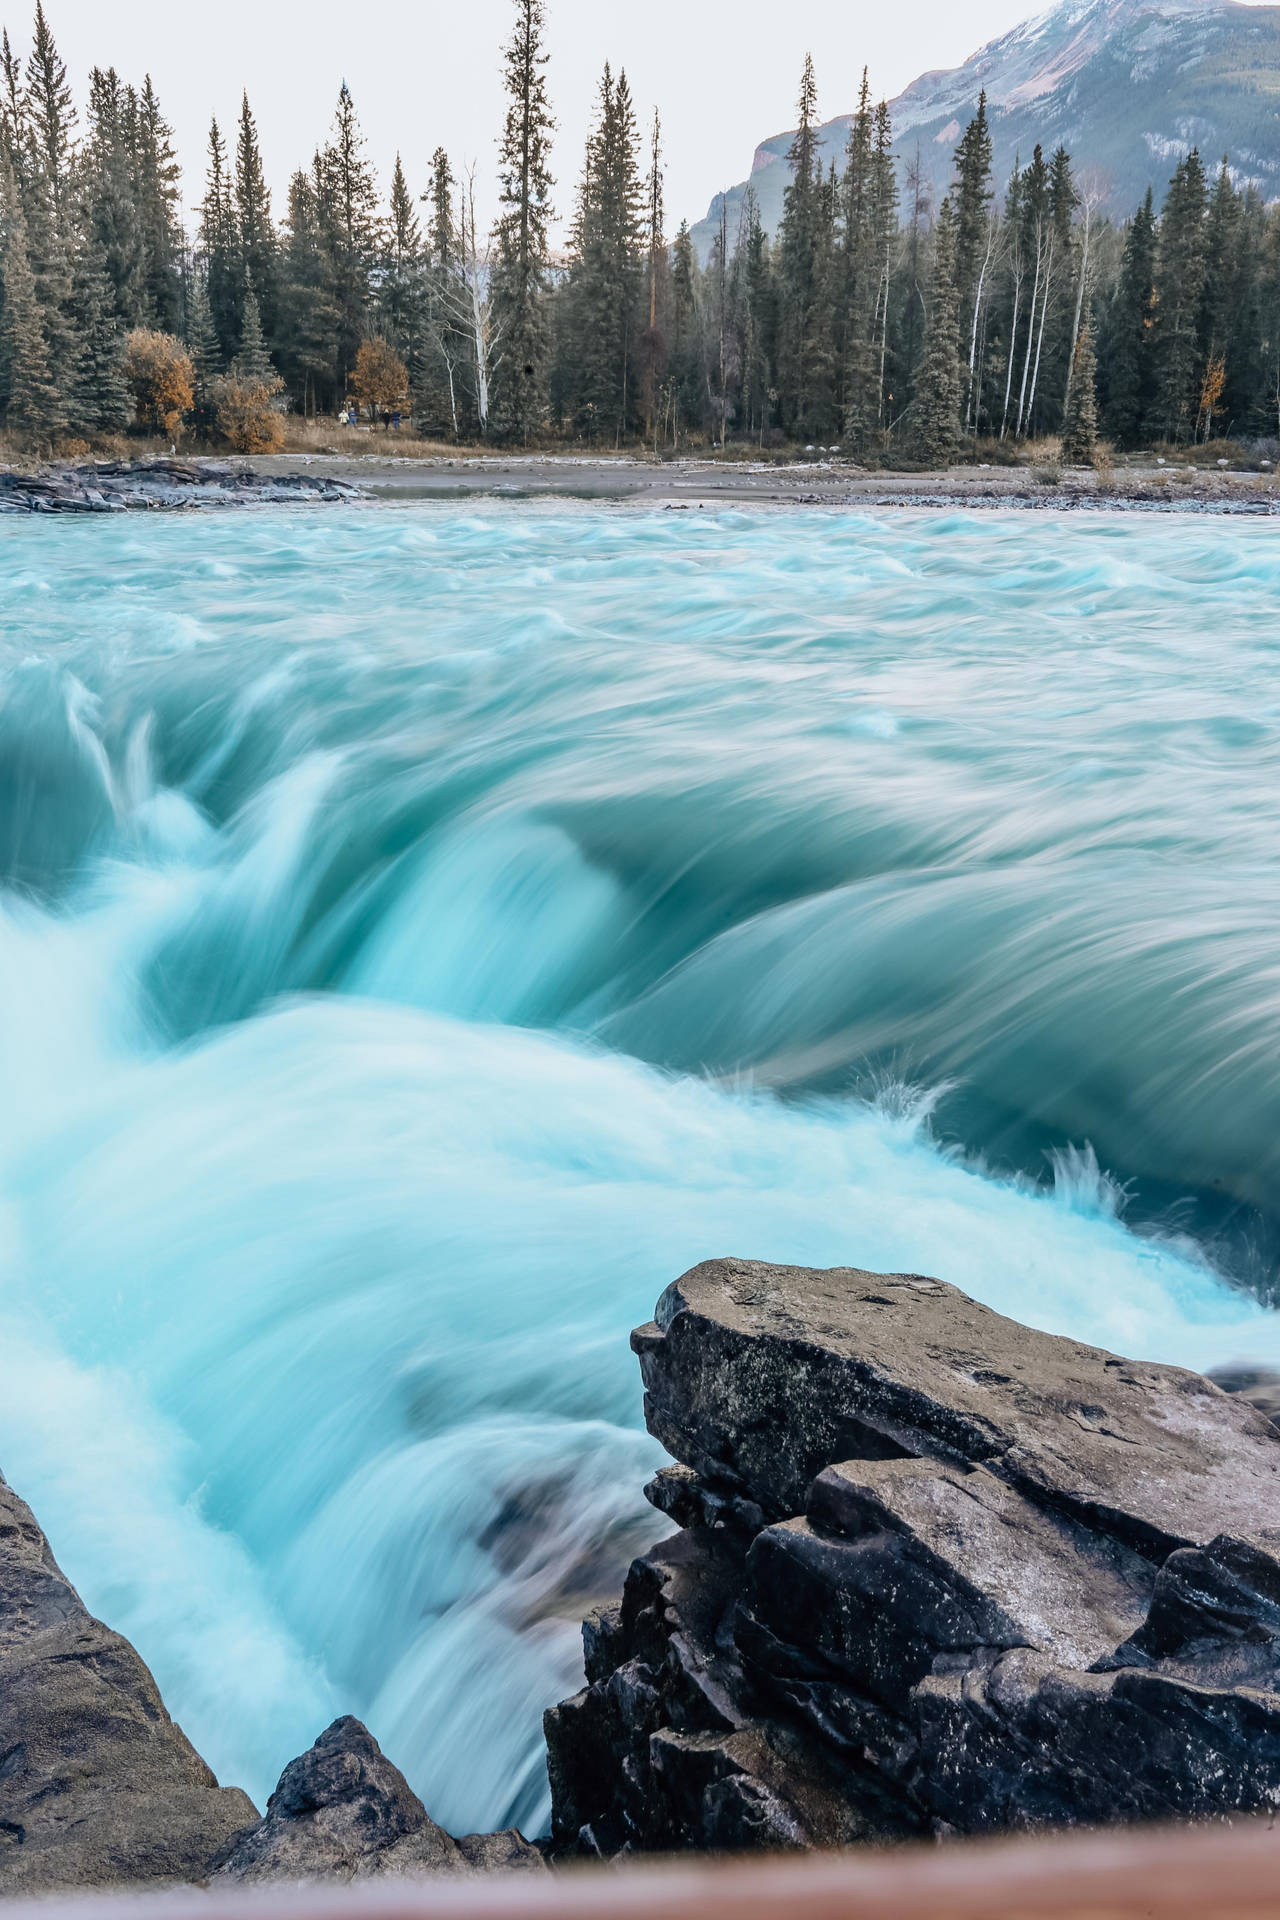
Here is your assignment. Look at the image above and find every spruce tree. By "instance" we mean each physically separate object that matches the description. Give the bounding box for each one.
[235,93,276,338]
[135,77,183,332]
[376,153,426,392]
[321,83,379,394]
[639,107,667,442]
[489,0,555,441]
[1061,302,1098,463]
[840,70,878,447]
[201,118,239,357]
[952,94,994,429]
[1198,156,1240,426]
[233,274,274,385]
[776,54,837,441]
[183,265,223,418]
[0,31,25,184]
[665,217,702,440]
[276,165,340,415]
[24,1,74,227]
[1,170,62,439]
[421,146,466,434]
[1153,149,1207,442]
[869,99,899,439]
[912,194,962,464]
[83,67,144,324]
[562,63,644,440]
[66,229,130,435]
[1101,187,1156,445]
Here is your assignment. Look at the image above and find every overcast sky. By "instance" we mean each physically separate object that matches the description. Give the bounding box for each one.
[14,0,1271,235]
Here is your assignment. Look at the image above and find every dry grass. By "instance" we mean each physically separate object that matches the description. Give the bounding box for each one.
[279,418,465,459]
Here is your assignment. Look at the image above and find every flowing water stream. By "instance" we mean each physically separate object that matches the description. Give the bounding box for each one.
[2,502,1279,1833]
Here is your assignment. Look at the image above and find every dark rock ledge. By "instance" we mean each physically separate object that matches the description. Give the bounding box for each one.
[6,1257,1280,1892]
[0,460,362,514]
[544,1259,1280,1856]
[0,1473,542,1893]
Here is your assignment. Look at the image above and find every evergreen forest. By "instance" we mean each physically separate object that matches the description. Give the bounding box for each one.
[1,0,1278,460]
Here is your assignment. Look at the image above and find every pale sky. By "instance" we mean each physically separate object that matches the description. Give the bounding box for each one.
[9,0,1269,235]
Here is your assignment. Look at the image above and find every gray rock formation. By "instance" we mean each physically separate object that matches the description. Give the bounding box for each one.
[0,460,361,513]
[0,1473,258,1894]
[545,1258,1280,1855]
[212,1718,546,1883]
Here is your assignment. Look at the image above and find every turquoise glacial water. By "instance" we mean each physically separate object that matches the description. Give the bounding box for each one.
[2,502,1280,1832]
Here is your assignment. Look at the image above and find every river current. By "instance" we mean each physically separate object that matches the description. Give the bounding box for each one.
[2,502,1278,1832]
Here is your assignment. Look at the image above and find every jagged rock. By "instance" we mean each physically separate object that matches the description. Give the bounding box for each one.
[0,461,361,514]
[0,1474,258,1894]
[213,1718,546,1883]
[546,1258,1280,1854]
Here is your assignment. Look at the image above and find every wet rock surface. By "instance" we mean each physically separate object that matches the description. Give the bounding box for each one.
[213,1717,546,1884]
[0,1473,258,1893]
[0,459,361,513]
[0,1483,543,1893]
[545,1258,1280,1855]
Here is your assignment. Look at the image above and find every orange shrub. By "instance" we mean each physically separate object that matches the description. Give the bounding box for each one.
[349,338,409,418]
[123,329,194,435]
[210,376,286,454]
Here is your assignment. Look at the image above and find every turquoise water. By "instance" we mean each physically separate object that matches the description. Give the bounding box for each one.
[2,503,1279,1831]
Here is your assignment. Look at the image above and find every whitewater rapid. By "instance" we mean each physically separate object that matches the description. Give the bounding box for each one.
[2,503,1279,1831]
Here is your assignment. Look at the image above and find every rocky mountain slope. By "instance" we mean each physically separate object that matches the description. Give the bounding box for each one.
[691,0,1280,257]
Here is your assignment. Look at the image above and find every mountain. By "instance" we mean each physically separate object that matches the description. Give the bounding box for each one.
[689,0,1280,257]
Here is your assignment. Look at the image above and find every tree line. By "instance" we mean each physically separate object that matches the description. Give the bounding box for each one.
[1,0,1278,458]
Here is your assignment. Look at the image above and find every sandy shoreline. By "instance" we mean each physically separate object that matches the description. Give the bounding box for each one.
[239,449,1280,514]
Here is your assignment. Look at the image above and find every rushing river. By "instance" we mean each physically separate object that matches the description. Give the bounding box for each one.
[2,502,1279,1833]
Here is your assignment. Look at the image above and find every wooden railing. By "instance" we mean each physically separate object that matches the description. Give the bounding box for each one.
[7,1819,1280,1920]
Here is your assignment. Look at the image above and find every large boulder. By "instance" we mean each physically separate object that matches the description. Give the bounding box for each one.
[213,1718,546,1883]
[546,1259,1280,1854]
[0,1474,258,1893]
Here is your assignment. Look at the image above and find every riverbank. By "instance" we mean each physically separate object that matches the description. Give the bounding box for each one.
[242,449,1280,514]
[1,451,1274,515]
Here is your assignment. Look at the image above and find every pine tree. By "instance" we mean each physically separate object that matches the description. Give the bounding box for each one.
[1061,301,1098,462]
[913,194,962,464]
[1153,149,1208,441]
[235,93,276,337]
[489,0,555,440]
[1,170,62,439]
[1101,187,1156,445]
[638,107,667,442]
[66,229,130,434]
